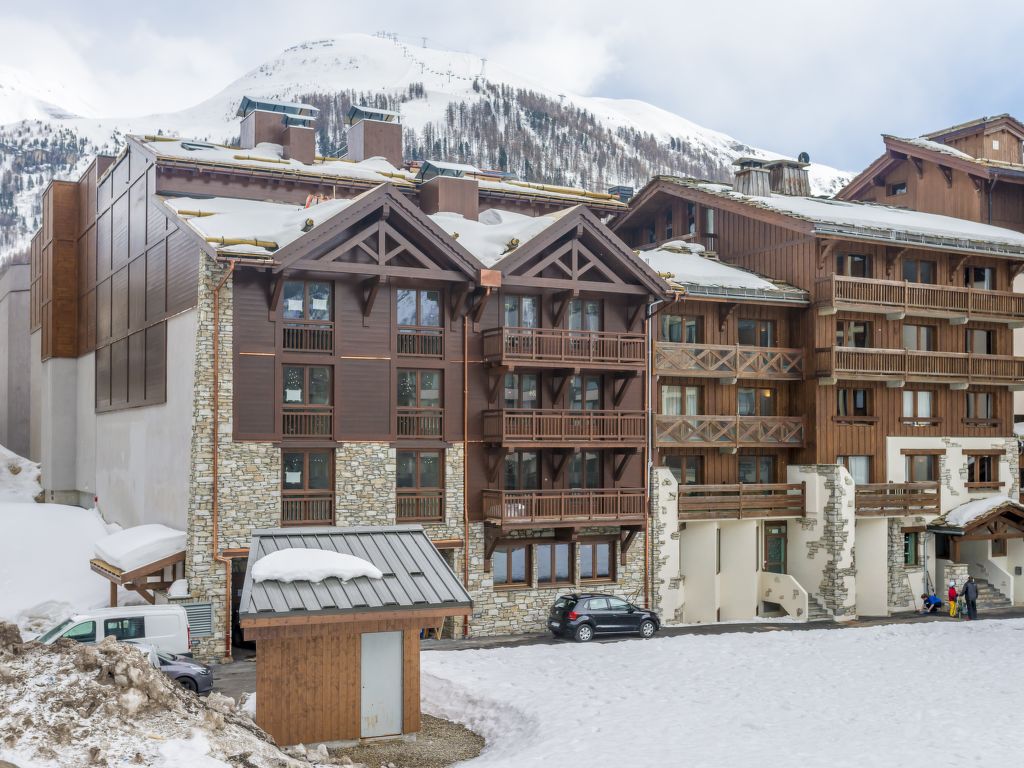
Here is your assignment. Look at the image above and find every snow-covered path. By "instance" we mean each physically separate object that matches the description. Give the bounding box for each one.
[422,620,1024,767]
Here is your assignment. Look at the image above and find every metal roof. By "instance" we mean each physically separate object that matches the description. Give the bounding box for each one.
[239,525,471,620]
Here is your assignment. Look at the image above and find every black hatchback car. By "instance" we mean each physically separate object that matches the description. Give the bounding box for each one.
[548,593,660,642]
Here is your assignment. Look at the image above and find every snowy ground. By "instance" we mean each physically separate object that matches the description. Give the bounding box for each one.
[422,619,1024,767]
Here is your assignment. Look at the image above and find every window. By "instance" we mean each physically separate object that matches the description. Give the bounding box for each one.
[836,319,872,348]
[63,621,96,642]
[397,369,442,436]
[686,202,697,235]
[661,384,700,416]
[397,288,443,356]
[966,454,999,487]
[104,617,145,641]
[902,258,936,284]
[504,451,539,490]
[282,365,333,436]
[902,390,936,426]
[738,318,775,347]
[738,387,775,417]
[568,299,602,331]
[282,280,332,321]
[396,450,443,520]
[838,456,871,484]
[992,139,1001,151]
[992,537,1008,557]
[836,253,870,278]
[902,324,935,351]
[739,454,775,484]
[665,455,703,485]
[569,375,602,410]
[965,328,994,355]
[503,373,539,409]
[568,451,601,489]
[536,542,573,585]
[965,392,996,426]
[903,533,919,566]
[664,209,674,240]
[580,541,615,581]
[964,266,995,290]
[660,315,702,343]
[887,182,908,196]
[492,545,530,587]
[905,454,938,482]
[503,295,539,328]
[837,388,871,420]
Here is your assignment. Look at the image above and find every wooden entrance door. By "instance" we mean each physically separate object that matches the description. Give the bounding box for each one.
[764,523,787,574]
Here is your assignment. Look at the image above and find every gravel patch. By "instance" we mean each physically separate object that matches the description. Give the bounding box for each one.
[330,714,483,768]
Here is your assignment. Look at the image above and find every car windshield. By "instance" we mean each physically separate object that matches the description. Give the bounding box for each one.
[156,651,177,664]
[37,619,73,643]
[553,597,576,610]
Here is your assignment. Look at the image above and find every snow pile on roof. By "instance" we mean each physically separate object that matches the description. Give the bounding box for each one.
[429,207,568,267]
[94,524,186,573]
[943,495,1016,528]
[0,502,112,630]
[0,443,41,502]
[252,548,384,584]
[165,195,358,257]
[640,241,779,292]
[897,136,977,162]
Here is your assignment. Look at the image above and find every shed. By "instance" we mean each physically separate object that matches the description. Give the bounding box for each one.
[238,525,472,746]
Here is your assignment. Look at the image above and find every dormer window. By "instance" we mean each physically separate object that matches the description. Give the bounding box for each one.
[886,182,907,196]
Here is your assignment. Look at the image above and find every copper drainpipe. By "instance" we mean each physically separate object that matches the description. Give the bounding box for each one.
[211,258,237,661]
[462,314,471,637]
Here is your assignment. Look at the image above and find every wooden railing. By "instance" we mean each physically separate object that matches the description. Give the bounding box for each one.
[397,327,444,357]
[281,493,335,526]
[855,482,940,516]
[656,342,803,379]
[482,488,646,526]
[816,275,1024,323]
[282,405,333,437]
[815,347,1024,385]
[677,483,806,520]
[282,321,334,353]
[655,415,805,448]
[483,409,646,445]
[396,490,444,522]
[482,327,646,368]
[397,407,443,437]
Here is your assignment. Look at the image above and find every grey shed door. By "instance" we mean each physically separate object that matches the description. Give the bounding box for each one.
[360,631,404,737]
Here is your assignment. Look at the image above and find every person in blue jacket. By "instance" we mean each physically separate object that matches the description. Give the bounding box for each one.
[920,593,942,614]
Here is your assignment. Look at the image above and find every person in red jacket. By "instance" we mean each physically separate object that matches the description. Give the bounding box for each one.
[947,581,958,618]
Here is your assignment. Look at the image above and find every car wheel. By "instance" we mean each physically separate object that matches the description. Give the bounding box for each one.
[178,677,198,692]
[573,624,595,643]
[639,619,657,639]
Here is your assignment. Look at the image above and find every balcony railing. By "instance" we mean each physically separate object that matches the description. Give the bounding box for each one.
[656,342,803,380]
[483,409,646,446]
[482,488,646,528]
[815,347,1024,386]
[815,275,1024,324]
[397,407,443,437]
[281,492,335,526]
[282,321,334,353]
[282,405,333,437]
[855,482,940,516]
[677,483,806,520]
[396,490,445,522]
[397,327,444,357]
[482,327,646,369]
[655,414,805,448]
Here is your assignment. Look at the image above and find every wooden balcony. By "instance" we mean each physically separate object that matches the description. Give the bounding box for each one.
[397,408,443,438]
[855,482,940,516]
[677,483,806,520]
[656,342,803,381]
[281,493,335,526]
[282,405,333,437]
[482,327,646,370]
[482,488,646,529]
[655,415,805,449]
[396,490,444,522]
[397,327,444,357]
[482,409,646,447]
[282,321,334,353]
[815,275,1024,325]
[815,347,1024,387]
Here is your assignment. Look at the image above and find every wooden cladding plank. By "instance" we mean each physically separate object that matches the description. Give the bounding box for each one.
[338,358,391,439]
[146,243,166,321]
[96,209,112,279]
[110,338,129,406]
[111,266,128,337]
[129,178,147,260]
[96,278,111,343]
[128,259,146,330]
[233,272,275,352]
[111,196,129,271]
[234,353,276,439]
[145,323,167,403]
[166,229,198,313]
[128,330,146,404]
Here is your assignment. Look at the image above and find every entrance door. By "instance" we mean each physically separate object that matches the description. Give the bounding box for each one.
[764,523,787,574]
[360,631,403,738]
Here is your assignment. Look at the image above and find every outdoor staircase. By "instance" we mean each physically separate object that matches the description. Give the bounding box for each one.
[806,594,832,622]
[971,578,1012,610]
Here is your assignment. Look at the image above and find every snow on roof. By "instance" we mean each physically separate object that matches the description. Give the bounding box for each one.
[93,524,186,573]
[939,495,1020,529]
[429,207,569,267]
[892,136,977,162]
[422,159,481,174]
[251,548,383,584]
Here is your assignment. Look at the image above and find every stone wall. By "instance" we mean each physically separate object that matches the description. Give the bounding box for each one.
[649,467,682,622]
[335,442,395,526]
[887,518,917,611]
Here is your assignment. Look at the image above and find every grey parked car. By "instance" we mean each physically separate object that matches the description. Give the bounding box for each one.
[130,642,213,694]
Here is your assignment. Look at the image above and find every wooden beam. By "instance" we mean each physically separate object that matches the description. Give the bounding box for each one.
[817,240,838,271]
[549,372,571,405]
[483,527,501,573]
[449,284,470,321]
[486,448,509,483]
[612,372,636,408]
[269,273,285,312]
[620,527,640,563]
[939,165,953,188]
[910,157,924,179]
[110,581,117,608]
[361,275,381,318]
[627,302,644,332]
[970,175,986,195]
[718,302,737,333]
[487,366,508,403]
[471,287,493,323]
[950,253,969,284]
[613,451,636,482]
[281,261,468,282]
[551,450,570,482]
[551,289,576,327]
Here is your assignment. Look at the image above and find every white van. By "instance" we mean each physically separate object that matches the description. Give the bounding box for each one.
[37,605,192,656]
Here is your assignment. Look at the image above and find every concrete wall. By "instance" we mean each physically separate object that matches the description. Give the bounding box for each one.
[678,522,718,623]
[29,331,41,463]
[855,518,889,616]
[36,356,79,502]
[1009,539,1024,605]
[718,522,757,620]
[0,264,31,457]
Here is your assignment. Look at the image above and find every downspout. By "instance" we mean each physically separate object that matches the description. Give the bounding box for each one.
[211,258,237,661]
[462,313,471,637]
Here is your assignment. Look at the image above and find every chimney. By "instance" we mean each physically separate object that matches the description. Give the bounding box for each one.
[608,185,634,203]
[236,96,319,164]
[732,158,772,197]
[764,158,811,197]
[345,105,403,168]
[417,161,479,221]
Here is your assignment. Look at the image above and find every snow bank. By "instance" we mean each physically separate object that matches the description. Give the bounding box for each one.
[640,241,779,291]
[0,442,41,502]
[944,495,1014,528]
[429,208,567,266]
[252,548,383,583]
[94,524,186,573]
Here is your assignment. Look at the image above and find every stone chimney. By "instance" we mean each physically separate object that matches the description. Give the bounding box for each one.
[765,159,811,197]
[732,158,772,197]
[345,105,403,168]
[237,96,319,164]
[417,161,479,221]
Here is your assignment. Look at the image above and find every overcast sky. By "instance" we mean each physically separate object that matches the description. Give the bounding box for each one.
[3,0,1024,170]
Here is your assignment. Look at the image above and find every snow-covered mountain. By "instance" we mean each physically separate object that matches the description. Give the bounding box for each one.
[0,33,853,261]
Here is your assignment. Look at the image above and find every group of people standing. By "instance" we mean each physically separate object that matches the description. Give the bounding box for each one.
[920,576,979,619]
